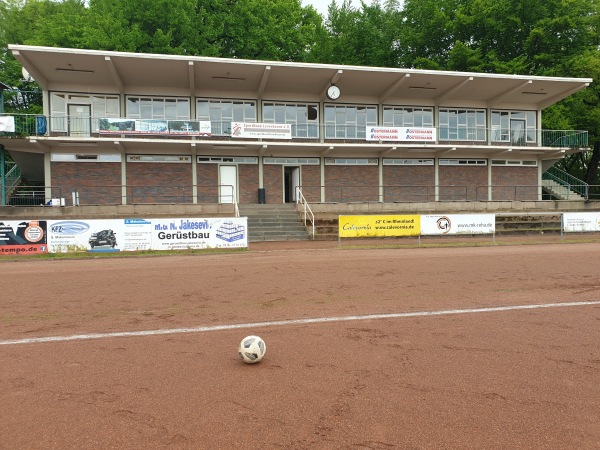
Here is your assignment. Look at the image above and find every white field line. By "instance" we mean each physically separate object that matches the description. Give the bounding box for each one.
[1,300,599,346]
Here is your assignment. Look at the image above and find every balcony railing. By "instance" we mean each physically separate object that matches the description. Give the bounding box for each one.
[4,183,599,207]
[0,113,589,148]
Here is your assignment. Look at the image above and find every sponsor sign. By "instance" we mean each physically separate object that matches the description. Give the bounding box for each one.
[562,212,600,232]
[45,217,248,253]
[0,220,48,255]
[0,116,16,133]
[231,122,292,139]
[339,215,420,238]
[99,119,210,136]
[421,214,495,235]
[366,127,436,142]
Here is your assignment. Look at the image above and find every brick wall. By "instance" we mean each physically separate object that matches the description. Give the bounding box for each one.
[51,162,122,205]
[438,165,488,201]
[300,165,321,203]
[196,163,219,203]
[238,164,259,204]
[325,165,379,202]
[491,166,538,200]
[127,162,192,204]
[383,165,435,202]
[263,165,283,204]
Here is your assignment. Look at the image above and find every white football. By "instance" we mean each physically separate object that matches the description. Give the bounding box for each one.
[239,335,266,364]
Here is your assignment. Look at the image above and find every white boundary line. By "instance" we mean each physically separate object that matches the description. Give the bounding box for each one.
[1,300,599,346]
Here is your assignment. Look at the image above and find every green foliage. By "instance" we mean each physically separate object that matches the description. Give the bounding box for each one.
[1,0,599,183]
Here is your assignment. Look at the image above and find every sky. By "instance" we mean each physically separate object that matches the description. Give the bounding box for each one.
[303,0,346,16]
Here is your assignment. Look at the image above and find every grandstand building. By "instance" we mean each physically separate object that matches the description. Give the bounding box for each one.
[0,45,593,207]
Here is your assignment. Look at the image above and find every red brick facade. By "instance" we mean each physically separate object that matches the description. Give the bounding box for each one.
[127,162,192,204]
[438,165,488,201]
[325,165,379,202]
[383,165,436,202]
[49,159,541,205]
[51,162,122,205]
[491,166,538,200]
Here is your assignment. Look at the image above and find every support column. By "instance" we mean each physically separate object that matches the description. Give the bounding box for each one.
[121,155,127,205]
[1,145,5,206]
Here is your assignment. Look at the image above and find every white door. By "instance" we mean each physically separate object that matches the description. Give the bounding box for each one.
[68,104,91,137]
[291,167,300,202]
[219,165,238,204]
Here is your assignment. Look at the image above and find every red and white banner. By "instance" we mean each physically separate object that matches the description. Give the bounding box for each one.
[231,122,292,139]
[366,126,436,142]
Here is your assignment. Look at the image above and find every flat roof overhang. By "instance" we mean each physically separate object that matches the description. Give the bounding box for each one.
[9,45,593,110]
[1,136,580,161]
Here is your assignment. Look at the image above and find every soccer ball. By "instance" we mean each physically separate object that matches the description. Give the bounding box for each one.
[239,335,266,364]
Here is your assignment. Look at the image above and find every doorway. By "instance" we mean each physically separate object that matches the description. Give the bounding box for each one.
[284,166,300,203]
[219,165,238,204]
[510,119,526,146]
[68,104,91,137]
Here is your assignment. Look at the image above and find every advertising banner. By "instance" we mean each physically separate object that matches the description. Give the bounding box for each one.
[339,215,420,238]
[99,119,211,136]
[46,217,248,253]
[0,220,48,255]
[231,122,292,139]
[562,212,600,232]
[0,116,16,133]
[421,214,495,235]
[366,127,436,142]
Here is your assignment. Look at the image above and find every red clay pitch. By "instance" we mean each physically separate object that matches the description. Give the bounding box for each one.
[1,241,600,448]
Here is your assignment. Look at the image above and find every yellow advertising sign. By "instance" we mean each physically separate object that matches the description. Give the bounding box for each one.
[338,215,421,238]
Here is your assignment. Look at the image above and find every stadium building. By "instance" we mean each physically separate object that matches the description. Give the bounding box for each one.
[0,45,593,211]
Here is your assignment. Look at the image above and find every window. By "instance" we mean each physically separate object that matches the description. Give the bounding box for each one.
[383,159,434,165]
[324,104,377,139]
[263,103,319,138]
[325,158,379,165]
[439,108,486,141]
[491,110,536,144]
[383,107,433,127]
[50,93,119,132]
[491,160,537,166]
[439,159,487,165]
[196,99,256,136]
[127,97,190,120]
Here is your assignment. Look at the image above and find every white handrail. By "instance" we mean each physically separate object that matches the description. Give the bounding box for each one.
[295,187,315,238]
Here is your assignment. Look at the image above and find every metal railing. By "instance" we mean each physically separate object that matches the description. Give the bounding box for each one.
[0,113,589,148]
[4,184,239,208]
[295,187,315,238]
[4,183,600,207]
[542,166,589,199]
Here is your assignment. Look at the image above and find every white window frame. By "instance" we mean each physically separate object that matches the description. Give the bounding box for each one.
[127,96,190,120]
[324,104,377,140]
[262,102,319,139]
[438,108,486,141]
[383,106,434,127]
[196,99,257,136]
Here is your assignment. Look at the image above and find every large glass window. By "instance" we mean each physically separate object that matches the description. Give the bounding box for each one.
[491,110,536,145]
[324,104,377,139]
[263,102,319,138]
[196,99,256,136]
[439,108,486,141]
[50,93,119,132]
[127,97,190,120]
[383,106,433,127]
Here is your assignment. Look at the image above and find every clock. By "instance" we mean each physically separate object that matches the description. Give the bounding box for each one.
[326,85,341,101]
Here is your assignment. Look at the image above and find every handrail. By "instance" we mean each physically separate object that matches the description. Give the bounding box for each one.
[0,113,589,148]
[296,187,315,238]
[542,166,589,199]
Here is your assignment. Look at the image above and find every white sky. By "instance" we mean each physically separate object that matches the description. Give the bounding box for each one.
[303,0,351,16]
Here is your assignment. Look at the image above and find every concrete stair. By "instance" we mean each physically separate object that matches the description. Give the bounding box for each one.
[542,179,586,201]
[238,203,311,242]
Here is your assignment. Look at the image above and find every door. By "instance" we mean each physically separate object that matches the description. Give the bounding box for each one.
[510,119,526,146]
[219,165,238,204]
[284,166,300,203]
[68,104,91,137]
